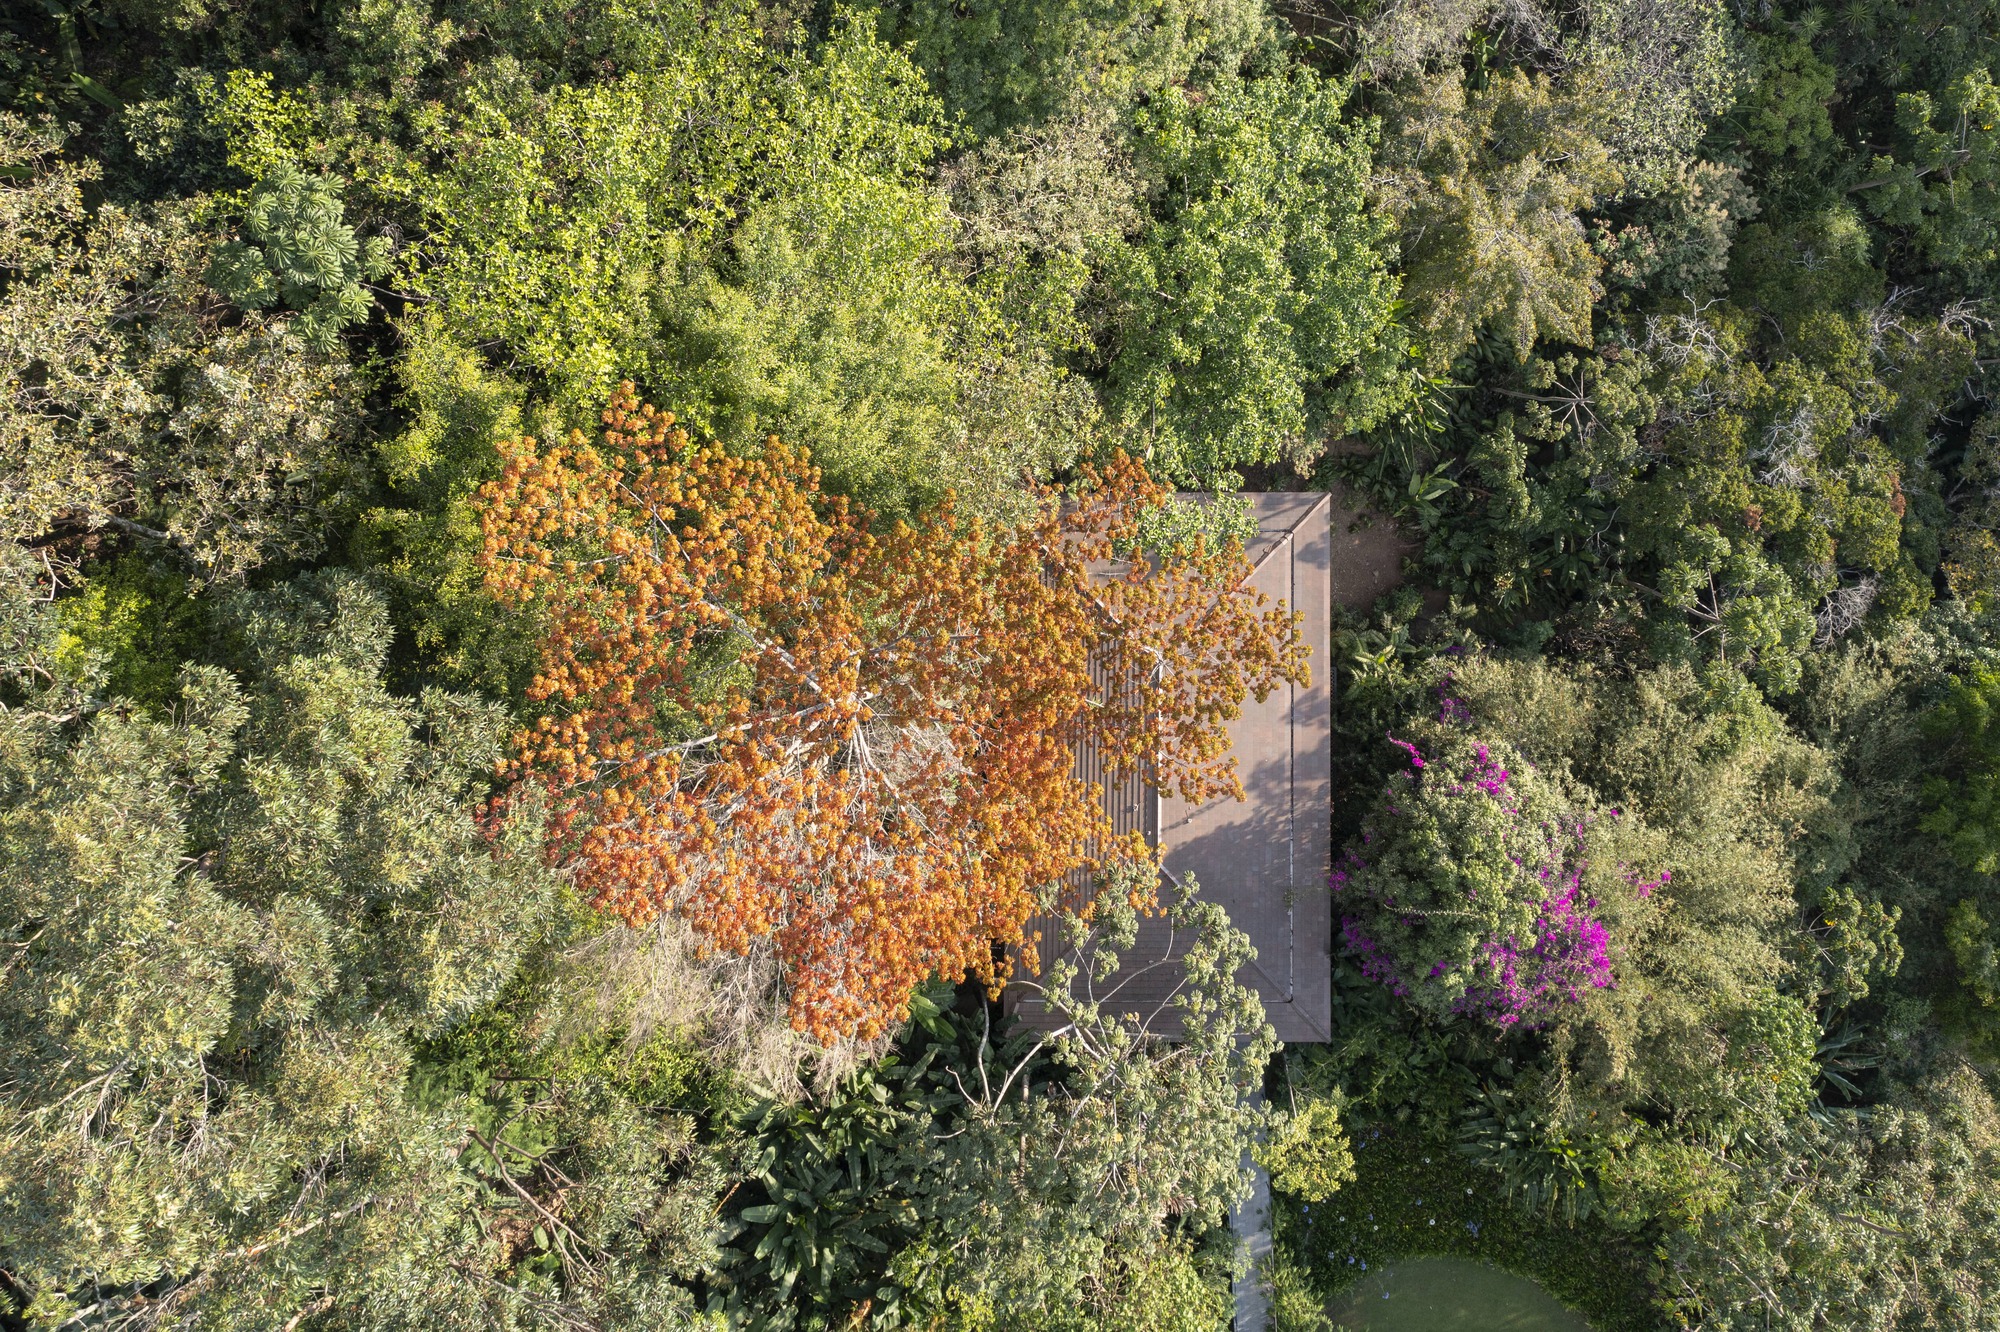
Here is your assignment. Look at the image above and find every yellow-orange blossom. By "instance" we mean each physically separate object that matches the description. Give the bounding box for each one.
[477,385,1308,1041]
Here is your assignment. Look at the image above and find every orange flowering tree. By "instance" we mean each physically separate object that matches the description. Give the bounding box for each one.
[477,384,1308,1041]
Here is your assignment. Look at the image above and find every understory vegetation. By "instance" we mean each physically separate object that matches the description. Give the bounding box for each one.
[5,0,2000,1327]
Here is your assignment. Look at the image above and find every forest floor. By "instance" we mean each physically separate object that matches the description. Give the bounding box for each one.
[1322,483,1416,613]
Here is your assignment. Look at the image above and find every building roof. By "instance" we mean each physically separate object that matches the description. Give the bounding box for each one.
[1008,492,1334,1043]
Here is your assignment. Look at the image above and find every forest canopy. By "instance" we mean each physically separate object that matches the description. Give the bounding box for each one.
[5,0,2000,1327]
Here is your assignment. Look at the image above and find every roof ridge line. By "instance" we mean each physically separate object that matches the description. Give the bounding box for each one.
[1242,491,1331,579]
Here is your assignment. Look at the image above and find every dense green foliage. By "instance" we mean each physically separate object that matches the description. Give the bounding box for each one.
[207,163,388,354]
[0,559,729,1328]
[8,0,2000,1324]
[1922,668,2000,873]
[713,874,1270,1329]
[1102,68,1405,486]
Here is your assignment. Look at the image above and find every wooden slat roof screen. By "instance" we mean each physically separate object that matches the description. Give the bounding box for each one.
[1008,493,1334,1043]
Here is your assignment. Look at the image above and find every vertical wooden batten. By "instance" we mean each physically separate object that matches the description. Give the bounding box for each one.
[1008,493,1334,1044]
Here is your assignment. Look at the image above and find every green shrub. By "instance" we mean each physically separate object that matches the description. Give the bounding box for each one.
[207,163,389,354]
[1260,1093,1358,1204]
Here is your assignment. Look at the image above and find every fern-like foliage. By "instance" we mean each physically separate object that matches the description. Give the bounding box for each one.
[208,164,389,354]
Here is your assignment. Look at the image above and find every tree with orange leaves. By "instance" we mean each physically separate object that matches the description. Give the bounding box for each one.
[477,384,1308,1041]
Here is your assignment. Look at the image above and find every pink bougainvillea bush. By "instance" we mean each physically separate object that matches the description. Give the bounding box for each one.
[1333,693,1666,1030]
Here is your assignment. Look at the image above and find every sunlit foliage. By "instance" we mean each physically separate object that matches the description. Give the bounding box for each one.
[477,386,1307,1040]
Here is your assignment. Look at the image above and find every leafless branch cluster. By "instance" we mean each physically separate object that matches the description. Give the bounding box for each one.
[549,918,888,1100]
[1753,401,1819,489]
[1815,576,1879,645]
[1939,297,1991,340]
[1644,304,1724,370]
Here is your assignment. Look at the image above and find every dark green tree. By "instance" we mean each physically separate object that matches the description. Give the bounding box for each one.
[1921,668,2000,874]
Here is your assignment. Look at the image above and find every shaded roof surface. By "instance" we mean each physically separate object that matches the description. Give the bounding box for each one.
[1009,492,1333,1043]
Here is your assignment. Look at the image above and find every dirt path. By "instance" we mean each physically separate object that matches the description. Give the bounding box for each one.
[1321,481,1417,612]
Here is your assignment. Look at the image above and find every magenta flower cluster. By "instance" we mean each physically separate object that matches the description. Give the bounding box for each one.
[1331,692,1618,1030]
[1622,855,1672,899]
[1454,851,1612,1029]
